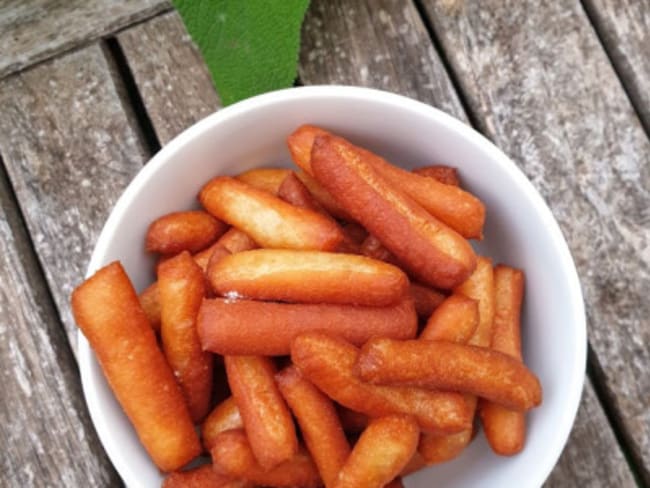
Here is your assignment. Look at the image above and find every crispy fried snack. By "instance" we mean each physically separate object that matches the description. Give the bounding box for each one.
[235,168,292,195]
[209,249,408,307]
[291,333,470,434]
[412,165,460,186]
[162,465,250,488]
[416,294,478,464]
[276,366,351,488]
[158,252,213,422]
[138,282,161,332]
[71,262,200,471]
[146,210,227,255]
[200,176,343,251]
[197,296,417,356]
[288,125,485,239]
[334,415,419,488]
[202,397,244,451]
[420,294,479,343]
[214,228,259,255]
[211,429,321,488]
[479,265,527,455]
[310,134,476,289]
[409,283,446,320]
[224,356,297,469]
[357,338,542,411]
[455,256,496,348]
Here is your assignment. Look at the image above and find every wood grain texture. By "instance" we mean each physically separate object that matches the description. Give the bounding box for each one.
[0,0,170,79]
[299,0,638,485]
[299,0,467,123]
[0,43,150,354]
[117,11,221,145]
[583,0,650,133]
[420,0,650,482]
[0,165,119,485]
[546,381,636,488]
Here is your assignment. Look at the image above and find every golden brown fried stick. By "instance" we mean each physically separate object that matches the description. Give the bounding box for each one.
[291,333,470,434]
[158,252,213,422]
[276,366,351,488]
[334,415,419,488]
[209,249,408,306]
[197,295,417,356]
[288,125,485,239]
[146,210,227,255]
[310,134,476,289]
[199,176,343,251]
[71,262,200,471]
[479,265,527,455]
[211,429,321,488]
[416,293,479,465]
[357,338,542,411]
[225,356,297,469]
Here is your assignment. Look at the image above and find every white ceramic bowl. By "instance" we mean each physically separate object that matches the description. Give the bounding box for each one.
[79,86,586,487]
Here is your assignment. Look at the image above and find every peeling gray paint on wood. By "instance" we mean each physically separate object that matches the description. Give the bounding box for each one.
[583,0,650,133]
[0,44,150,354]
[0,165,119,485]
[117,11,221,146]
[420,0,650,482]
[299,0,468,124]
[299,0,639,485]
[0,0,171,79]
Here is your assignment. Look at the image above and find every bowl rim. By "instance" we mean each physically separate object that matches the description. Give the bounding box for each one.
[78,85,586,487]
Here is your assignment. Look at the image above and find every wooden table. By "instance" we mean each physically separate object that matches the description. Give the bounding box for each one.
[0,1,648,486]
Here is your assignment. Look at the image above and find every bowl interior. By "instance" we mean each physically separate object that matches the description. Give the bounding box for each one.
[80,86,585,488]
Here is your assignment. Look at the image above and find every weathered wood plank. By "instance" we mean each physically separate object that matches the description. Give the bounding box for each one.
[117,11,221,146]
[582,0,650,133]
[0,0,171,79]
[0,43,150,354]
[299,1,638,486]
[0,163,120,485]
[546,381,636,487]
[420,0,650,483]
[299,0,467,123]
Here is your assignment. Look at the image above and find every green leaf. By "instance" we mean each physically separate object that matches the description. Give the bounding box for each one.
[173,0,311,106]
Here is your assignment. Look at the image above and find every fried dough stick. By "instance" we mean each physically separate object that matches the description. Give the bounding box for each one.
[288,125,485,239]
[479,265,527,455]
[276,366,351,488]
[334,415,418,488]
[357,338,542,411]
[197,295,417,356]
[310,134,476,289]
[209,249,408,306]
[291,333,471,434]
[199,176,343,251]
[71,262,200,471]
[225,356,297,469]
